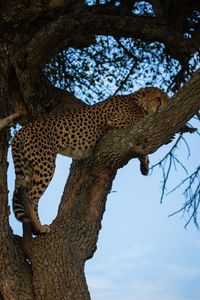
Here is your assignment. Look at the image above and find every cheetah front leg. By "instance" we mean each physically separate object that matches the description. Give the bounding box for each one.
[26,156,56,234]
[138,155,149,176]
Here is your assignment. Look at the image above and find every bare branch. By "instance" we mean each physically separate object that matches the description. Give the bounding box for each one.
[168,167,200,228]
[0,112,23,132]
[151,134,189,202]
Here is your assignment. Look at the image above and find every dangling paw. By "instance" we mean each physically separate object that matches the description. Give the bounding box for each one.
[139,155,149,176]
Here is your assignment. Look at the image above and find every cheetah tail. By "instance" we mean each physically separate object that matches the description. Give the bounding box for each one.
[12,132,32,224]
[12,186,31,223]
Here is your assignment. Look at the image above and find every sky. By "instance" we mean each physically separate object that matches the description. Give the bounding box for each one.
[7,116,200,300]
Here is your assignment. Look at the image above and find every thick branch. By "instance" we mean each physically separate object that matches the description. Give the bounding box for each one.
[9,2,199,92]
[95,68,200,161]
[0,45,34,299]
[0,0,74,36]
[85,11,199,62]
[21,12,196,65]
[5,1,198,119]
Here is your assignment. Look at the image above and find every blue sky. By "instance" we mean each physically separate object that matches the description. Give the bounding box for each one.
[8,117,199,300]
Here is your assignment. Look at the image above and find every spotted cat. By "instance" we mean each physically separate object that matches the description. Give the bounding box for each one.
[12,87,168,234]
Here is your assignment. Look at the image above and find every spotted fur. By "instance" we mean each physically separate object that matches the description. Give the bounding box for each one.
[12,87,168,234]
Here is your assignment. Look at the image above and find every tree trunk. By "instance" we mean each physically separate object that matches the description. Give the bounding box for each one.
[15,158,118,299]
[0,43,35,300]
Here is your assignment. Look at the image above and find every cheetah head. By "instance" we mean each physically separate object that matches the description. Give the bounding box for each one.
[135,87,169,114]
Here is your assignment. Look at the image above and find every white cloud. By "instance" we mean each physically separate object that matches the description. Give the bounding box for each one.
[87,274,186,300]
[87,276,114,290]
[109,244,154,262]
[86,243,200,300]
[165,263,200,279]
[87,243,155,275]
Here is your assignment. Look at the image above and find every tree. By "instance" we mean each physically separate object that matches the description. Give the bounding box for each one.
[0,1,199,299]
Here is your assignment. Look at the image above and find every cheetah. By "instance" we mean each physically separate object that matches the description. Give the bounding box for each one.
[12,87,169,234]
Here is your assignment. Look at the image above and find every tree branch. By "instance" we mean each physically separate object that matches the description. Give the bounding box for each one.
[9,2,199,86]
[0,112,23,132]
[94,69,199,163]
[5,1,198,120]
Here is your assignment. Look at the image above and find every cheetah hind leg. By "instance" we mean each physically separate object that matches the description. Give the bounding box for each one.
[26,158,56,235]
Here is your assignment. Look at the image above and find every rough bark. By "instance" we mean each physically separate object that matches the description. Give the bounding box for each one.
[0,42,34,300]
[0,1,200,299]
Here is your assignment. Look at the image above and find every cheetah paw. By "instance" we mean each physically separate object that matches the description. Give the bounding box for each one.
[39,224,51,234]
[33,224,51,235]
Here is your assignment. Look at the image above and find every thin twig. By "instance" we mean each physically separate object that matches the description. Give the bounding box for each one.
[168,167,200,228]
